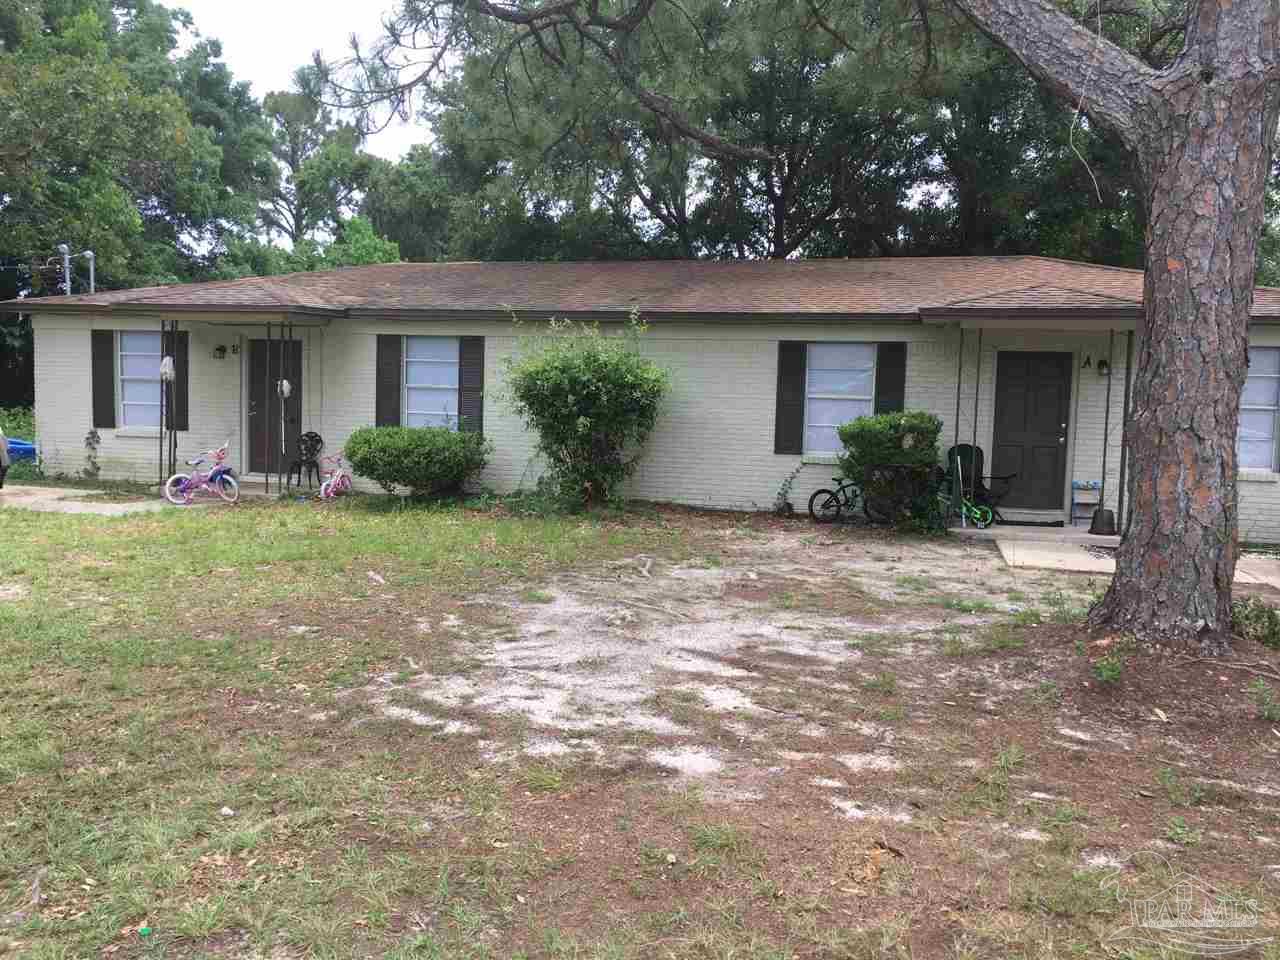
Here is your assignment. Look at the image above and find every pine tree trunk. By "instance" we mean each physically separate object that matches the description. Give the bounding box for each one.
[1086,64,1280,652]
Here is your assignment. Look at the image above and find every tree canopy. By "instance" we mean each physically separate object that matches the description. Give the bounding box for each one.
[0,1,402,403]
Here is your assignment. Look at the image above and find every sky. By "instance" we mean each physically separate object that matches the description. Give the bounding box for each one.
[174,0,426,161]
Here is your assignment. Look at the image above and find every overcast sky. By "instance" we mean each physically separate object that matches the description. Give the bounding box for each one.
[175,0,425,161]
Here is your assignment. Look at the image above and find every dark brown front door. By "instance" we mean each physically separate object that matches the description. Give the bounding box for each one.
[248,339,302,475]
[991,352,1072,510]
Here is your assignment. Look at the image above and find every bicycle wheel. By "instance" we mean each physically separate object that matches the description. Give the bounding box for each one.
[215,474,240,503]
[808,488,843,523]
[163,473,192,505]
[337,475,352,494]
[970,504,994,529]
[319,478,335,499]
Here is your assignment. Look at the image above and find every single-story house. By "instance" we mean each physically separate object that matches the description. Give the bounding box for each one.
[6,256,1280,538]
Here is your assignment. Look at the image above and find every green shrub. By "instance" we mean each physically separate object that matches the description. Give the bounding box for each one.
[0,406,34,440]
[1232,595,1280,648]
[0,407,42,481]
[345,426,490,497]
[838,411,944,532]
[836,411,942,481]
[1249,678,1280,721]
[503,313,669,506]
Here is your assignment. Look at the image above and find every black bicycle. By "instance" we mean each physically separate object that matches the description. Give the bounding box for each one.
[807,477,896,524]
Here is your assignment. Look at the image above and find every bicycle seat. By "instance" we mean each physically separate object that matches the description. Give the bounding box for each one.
[186,457,205,467]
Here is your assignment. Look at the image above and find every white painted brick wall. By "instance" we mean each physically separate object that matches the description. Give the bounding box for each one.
[32,315,323,483]
[29,311,1280,542]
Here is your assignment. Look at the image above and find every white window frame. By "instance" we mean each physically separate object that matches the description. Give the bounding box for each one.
[803,342,877,455]
[402,335,461,430]
[117,331,163,429]
[1240,346,1280,471]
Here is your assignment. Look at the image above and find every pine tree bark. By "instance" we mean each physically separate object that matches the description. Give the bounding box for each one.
[952,0,1280,651]
[1089,68,1279,651]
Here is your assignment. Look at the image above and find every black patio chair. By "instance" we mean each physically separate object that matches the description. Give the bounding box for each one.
[287,431,324,489]
[944,444,1016,523]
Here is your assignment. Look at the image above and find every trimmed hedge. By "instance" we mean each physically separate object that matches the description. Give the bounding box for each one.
[504,317,669,506]
[836,411,942,483]
[345,426,490,497]
[838,411,945,533]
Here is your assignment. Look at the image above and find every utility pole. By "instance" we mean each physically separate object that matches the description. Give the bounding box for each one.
[53,245,96,294]
[56,243,71,295]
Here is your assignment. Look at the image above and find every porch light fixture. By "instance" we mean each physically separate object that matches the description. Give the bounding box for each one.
[213,345,228,361]
[1097,359,1112,378]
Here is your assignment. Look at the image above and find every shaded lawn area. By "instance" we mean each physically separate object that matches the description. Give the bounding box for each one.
[1,498,1278,960]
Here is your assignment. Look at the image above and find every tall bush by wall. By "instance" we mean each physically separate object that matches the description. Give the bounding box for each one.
[504,313,669,506]
[838,411,945,532]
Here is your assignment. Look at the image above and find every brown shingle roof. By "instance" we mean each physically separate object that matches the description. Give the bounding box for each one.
[5,256,1279,319]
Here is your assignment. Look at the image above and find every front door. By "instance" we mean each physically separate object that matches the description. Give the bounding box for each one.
[991,351,1072,510]
[248,339,303,475]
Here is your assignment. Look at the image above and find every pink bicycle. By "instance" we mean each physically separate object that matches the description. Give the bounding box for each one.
[163,441,240,505]
[318,452,352,499]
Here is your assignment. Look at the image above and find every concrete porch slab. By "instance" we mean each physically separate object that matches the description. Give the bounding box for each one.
[995,539,1116,575]
[0,484,171,516]
[954,524,1121,547]
[995,537,1280,588]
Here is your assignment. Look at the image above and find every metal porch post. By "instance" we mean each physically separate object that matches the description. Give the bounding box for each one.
[970,328,983,505]
[952,327,965,520]
[1117,331,1135,536]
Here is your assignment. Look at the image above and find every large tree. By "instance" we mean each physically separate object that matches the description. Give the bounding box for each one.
[332,0,1278,653]
[900,39,1143,265]
[955,0,1279,652]
[261,67,377,245]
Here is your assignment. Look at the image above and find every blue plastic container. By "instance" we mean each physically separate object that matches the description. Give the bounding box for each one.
[6,439,36,462]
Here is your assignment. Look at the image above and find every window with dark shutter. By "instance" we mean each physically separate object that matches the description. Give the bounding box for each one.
[375,334,402,426]
[774,341,806,455]
[873,342,907,414]
[91,330,116,429]
[458,336,485,435]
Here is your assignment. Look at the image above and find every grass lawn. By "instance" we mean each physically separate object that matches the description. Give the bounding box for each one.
[1,498,1278,959]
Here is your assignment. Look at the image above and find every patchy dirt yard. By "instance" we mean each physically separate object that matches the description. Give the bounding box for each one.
[328,518,1280,957]
[3,502,1279,959]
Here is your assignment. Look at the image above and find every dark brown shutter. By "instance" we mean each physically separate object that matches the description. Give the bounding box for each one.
[375,334,402,426]
[873,342,907,414]
[458,336,485,434]
[774,341,807,455]
[91,330,116,429]
[162,329,190,431]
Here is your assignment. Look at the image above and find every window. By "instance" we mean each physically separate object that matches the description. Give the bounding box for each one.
[118,331,162,427]
[1240,346,1280,470]
[804,342,876,454]
[404,336,460,429]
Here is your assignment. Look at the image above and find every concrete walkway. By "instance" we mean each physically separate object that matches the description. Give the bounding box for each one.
[0,484,171,516]
[995,536,1280,588]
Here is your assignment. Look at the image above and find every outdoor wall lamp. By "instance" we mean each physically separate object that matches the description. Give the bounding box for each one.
[1097,359,1112,378]
[213,345,228,361]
